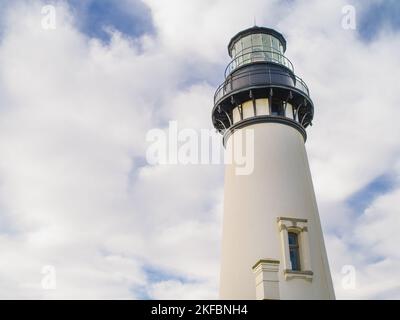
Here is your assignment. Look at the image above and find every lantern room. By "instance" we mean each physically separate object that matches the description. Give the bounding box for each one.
[212,26,314,142]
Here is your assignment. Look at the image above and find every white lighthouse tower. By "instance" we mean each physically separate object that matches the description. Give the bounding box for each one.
[212,27,335,300]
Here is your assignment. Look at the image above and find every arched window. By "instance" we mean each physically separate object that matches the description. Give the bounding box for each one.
[288,232,301,271]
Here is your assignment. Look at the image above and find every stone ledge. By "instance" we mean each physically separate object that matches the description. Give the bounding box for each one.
[277,216,308,223]
[252,259,280,270]
[283,269,313,281]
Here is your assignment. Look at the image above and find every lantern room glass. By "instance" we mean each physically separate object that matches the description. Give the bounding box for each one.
[229,33,291,74]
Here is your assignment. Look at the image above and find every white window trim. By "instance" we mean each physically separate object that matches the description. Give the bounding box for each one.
[277,217,313,281]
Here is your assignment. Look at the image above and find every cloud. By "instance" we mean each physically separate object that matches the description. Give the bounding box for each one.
[148,279,218,300]
[0,0,223,299]
[0,0,169,298]
[328,178,400,300]
[0,0,399,299]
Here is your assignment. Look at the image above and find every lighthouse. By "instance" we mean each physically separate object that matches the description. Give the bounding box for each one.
[212,26,335,300]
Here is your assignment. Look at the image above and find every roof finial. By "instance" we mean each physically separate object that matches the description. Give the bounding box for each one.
[253,16,257,26]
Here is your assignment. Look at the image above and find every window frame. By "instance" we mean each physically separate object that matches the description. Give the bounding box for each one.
[270,99,284,116]
[288,232,301,271]
[277,217,313,281]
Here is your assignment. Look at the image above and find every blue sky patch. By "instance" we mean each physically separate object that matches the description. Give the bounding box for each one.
[358,0,400,41]
[67,0,154,42]
[346,173,395,214]
[144,265,192,284]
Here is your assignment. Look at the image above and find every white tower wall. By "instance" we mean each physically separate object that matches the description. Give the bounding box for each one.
[220,122,335,300]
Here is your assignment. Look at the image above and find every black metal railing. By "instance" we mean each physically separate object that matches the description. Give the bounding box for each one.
[214,66,310,105]
[225,50,294,77]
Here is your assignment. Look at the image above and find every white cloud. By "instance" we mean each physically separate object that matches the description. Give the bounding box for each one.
[0,0,399,299]
[148,279,217,300]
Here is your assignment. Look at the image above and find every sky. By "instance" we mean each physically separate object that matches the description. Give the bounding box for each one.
[0,0,399,299]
